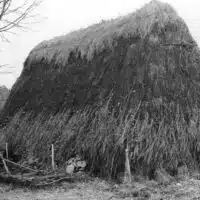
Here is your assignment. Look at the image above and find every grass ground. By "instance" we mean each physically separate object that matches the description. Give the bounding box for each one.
[1,176,200,200]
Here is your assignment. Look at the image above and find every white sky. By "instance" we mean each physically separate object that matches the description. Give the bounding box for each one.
[1,0,200,88]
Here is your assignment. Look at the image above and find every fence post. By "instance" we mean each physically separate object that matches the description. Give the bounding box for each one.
[124,143,132,184]
[6,143,8,159]
[51,144,55,170]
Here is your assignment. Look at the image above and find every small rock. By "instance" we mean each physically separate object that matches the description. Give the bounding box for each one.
[27,157,39,166]
[66,164,75,174]
[76,160,86,169]
[65,155,87,174]
[28,157,34,165]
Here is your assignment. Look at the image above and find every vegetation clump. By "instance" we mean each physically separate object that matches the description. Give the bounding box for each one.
[0,86,9,111]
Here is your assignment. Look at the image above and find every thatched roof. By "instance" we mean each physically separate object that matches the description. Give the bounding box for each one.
[1,0,199,123]
[27,0,194,66]
[1,0,199,121]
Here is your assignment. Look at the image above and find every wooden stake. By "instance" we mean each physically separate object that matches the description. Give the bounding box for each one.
[51,144,55,170]
[3,158,40,173]
[6,143,8,159]
[124,143,132,184]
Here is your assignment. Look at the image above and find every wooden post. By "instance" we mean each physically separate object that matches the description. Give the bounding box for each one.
[124,142,133,200]
[6,143,8,159]
[124,142,132,184]
[51,144,55,170]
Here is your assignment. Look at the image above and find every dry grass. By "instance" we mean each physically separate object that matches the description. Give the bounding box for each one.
[2,98,200,178]
[1,176,200,200]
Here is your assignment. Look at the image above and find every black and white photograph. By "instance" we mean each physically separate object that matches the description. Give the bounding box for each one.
[1,0,200,199]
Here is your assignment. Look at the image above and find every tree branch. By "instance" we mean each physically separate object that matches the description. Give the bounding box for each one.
[0,0,42,36]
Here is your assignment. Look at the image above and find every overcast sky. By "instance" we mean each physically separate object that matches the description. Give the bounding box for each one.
[1,0,200,88]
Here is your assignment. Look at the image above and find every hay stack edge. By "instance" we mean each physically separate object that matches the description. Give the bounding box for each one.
[1,0,200,178]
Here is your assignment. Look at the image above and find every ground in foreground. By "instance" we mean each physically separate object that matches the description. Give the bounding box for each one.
[1,176,200,200]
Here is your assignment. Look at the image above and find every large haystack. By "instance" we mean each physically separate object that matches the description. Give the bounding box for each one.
[1,0,200,178]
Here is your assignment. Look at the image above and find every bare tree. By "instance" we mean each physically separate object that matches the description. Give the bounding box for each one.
[0,0,42,72]
[0,0,42,41]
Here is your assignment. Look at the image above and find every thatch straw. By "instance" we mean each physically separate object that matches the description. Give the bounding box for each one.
[2,100,200,178]
[27,0,193,66]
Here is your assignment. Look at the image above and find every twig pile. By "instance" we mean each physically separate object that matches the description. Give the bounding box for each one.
[0,157,75,188]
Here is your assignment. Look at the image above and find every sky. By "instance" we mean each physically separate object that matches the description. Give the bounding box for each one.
[1,0,200,88]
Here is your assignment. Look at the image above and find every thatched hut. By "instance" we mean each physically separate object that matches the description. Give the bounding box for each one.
[1,0,200,178]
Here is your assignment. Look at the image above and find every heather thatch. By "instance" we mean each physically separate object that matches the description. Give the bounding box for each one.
[1,0,200,178]
[28,0,193,65]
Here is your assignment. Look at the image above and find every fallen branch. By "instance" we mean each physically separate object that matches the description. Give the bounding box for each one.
[0,172,75,188]
[0,154,10,175]
[35,173,66,181]
[35,177,75,188]
[3,158,45,174]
